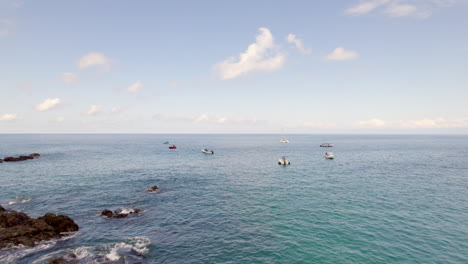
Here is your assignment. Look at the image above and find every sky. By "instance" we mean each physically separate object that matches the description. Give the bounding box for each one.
[1,0,467,134]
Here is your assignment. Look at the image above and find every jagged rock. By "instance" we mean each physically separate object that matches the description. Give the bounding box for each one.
[100,209,113,218]
[147,185,160,193]
[0,206,5,212]
[100,208,142,218]
[37,213,79,233]
[0,208,78,249]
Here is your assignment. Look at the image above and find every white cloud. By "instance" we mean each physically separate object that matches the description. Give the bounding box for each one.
[126,81,143,93]
[213,27,286,80]
[218,117,228,124]
[55,116,65,123]
[193,114,209,123]
[36,98,61,112]
[84,104,102,116]
[0,113,20,121]
[61,72,79,84]
[110,105,128,114]
[356,118,386,128]
[326,47,359,61]
[384,4,418,17]
[287,33,311,54]
[346,0,457,18]
[346,0,391,15]
[77,52,111,71]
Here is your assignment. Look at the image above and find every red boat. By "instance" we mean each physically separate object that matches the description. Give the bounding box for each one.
[168,145,177,149]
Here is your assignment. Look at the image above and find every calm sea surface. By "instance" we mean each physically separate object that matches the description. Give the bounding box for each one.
[0,134,467,263]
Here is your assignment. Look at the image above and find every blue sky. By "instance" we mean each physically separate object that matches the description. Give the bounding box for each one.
[1,0,467,133]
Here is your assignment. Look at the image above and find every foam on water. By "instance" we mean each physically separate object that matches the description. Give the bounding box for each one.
[105,237,151,261]
[1,196,32,205]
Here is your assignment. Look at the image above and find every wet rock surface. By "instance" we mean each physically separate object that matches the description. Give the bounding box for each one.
[146,185,160,193]
[100,208,142,218]
[2,153,41,163]
[0,206,78,249]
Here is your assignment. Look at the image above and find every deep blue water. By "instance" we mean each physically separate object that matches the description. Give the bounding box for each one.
[0,134,467,263]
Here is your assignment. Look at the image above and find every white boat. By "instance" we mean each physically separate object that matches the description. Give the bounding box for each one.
[202,148,214,154]
[279,139,289,143]
[320,143,333,147]
[325,152,334,159]
[278,156,290,165]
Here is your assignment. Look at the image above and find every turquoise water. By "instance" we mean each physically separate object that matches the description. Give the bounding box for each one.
[0,134,467,263]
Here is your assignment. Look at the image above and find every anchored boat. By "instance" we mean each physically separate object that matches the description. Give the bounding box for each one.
[163,141,169,144]
[202,149,214,154]
[169,145,177,149]
[279,139,289,143]
[320,143,334,147]
[325,152,334,159]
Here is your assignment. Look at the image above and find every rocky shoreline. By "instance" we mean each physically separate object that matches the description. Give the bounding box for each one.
[0,205,78,249]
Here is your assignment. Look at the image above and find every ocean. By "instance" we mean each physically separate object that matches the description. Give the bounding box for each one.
[0,134,467,263]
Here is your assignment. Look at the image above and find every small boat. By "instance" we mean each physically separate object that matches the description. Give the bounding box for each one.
[202,149,214,154]
[278,156,290,165]
[320,143,333,147]
[279,139,289,143]
[168,145,177,149]
[325,152,334,159]
[163,141,169,144]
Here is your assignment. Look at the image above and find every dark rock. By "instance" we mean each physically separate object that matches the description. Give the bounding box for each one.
[0,208,78,249]
[46,257,66,264]
[100,209,113,218]
[29,153,41,157]
[37,213,79,233]
[3,156,33,162]
[0,206,5,212]
[101,208,143,218]
[147,185,159,193]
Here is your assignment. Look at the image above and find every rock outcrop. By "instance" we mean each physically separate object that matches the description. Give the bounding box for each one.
[2,153,41,163]
[146,185,160,193]
[100,208,142,218]
[0,206,78,249]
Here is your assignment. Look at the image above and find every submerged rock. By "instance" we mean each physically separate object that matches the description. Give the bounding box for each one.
[146,185,160,193]
[0,208,78,249]
[100,208,143,219]
[2,153,40,162]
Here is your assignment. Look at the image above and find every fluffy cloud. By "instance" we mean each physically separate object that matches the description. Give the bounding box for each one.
[126,81,143,93]
[193,114,209,123]
[36,98,61,112]
[61,72,79,84]
[55,116,65,123]
[326,47,359,61]
[77,52,111,71]
[0,18,13,37]
[346,0,456,18]
[287,33,311,54]
[213,27,286,80]
[110,105,128,114]
[84,104,102,116]
[0,113,20,121]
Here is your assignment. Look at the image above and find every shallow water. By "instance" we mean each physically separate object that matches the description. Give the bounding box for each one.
[0,134,467,263]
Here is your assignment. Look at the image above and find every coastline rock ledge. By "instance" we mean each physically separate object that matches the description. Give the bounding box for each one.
[1,153,41,163]
[0,205,79,249]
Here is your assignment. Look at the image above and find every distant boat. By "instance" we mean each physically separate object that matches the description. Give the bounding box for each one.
[278,156,290,165]
[201,149,214,154]
[279,139,289,143]
[325,152,334,159]
[320,143,333,147]
[163,141,169,144]
[169,145,177,149]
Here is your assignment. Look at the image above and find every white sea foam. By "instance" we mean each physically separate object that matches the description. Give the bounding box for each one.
[1,196,32,205]
[105,237,151,261]
[0,240,57,263]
